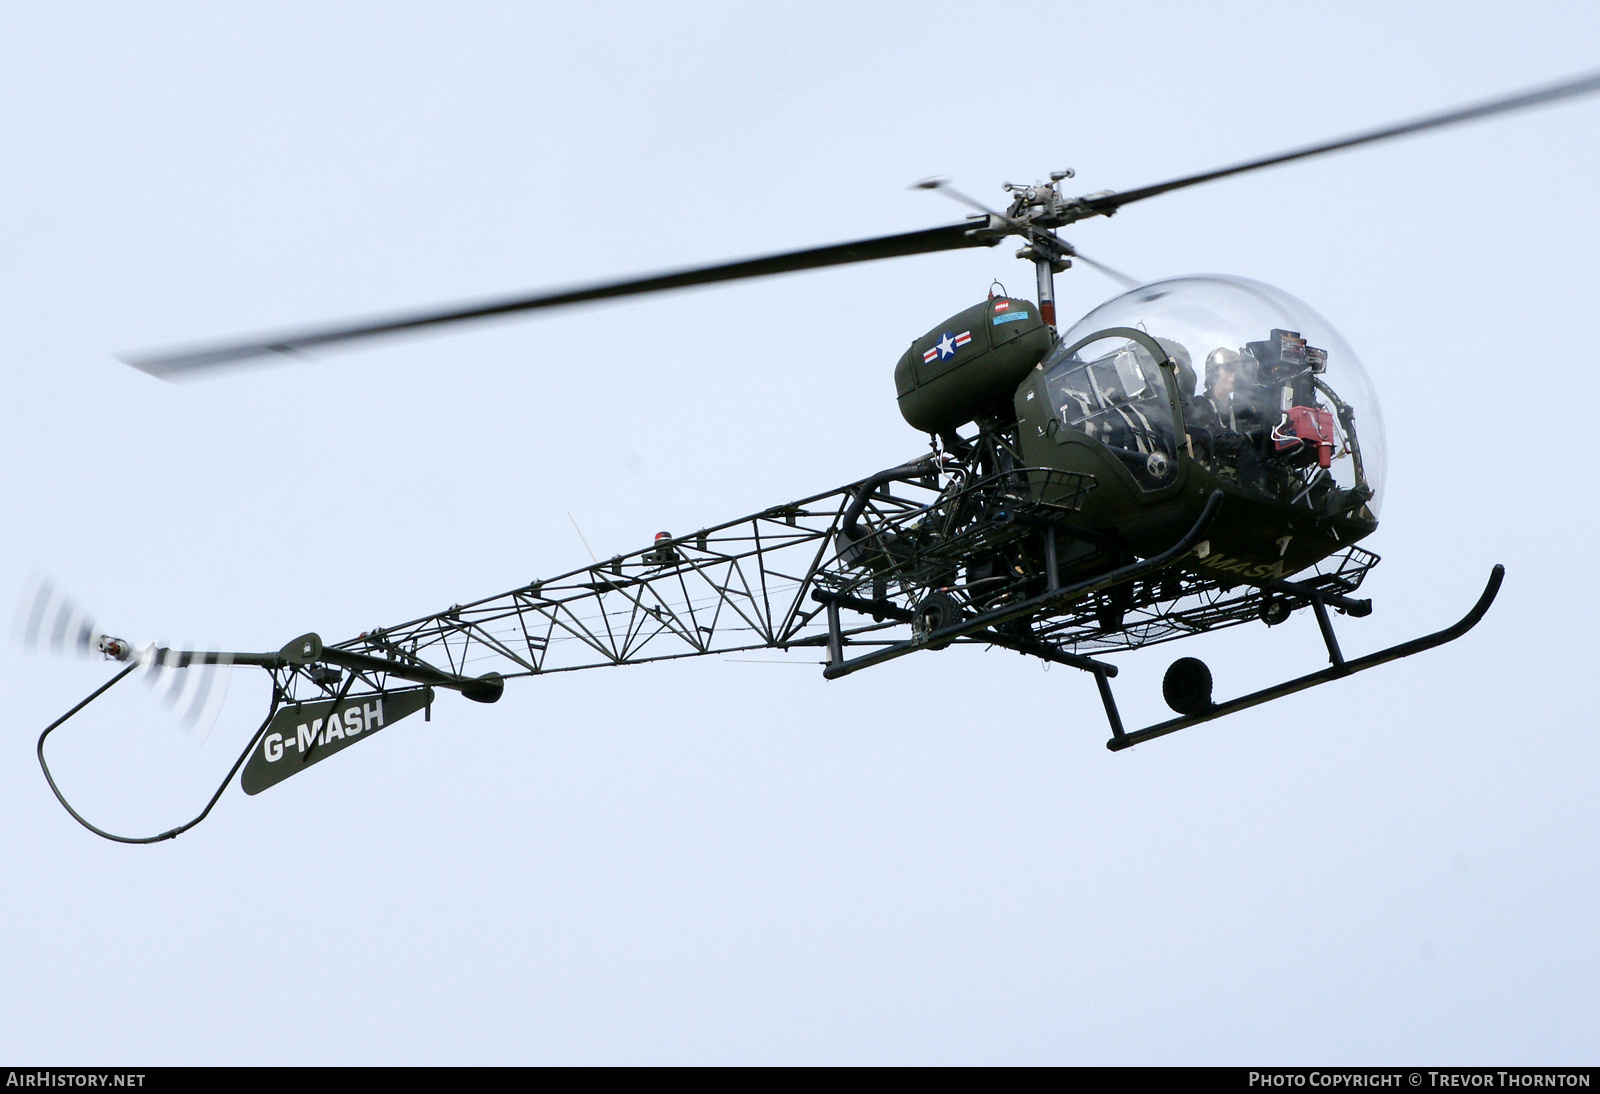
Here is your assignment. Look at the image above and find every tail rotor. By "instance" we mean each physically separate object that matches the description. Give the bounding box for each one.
[17,576,233,745]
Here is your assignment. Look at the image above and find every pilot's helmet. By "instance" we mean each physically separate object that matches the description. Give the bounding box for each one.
[1205,347,1243,389]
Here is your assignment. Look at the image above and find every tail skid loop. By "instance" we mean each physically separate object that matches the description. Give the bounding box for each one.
[33,638,498,844]
[36,667,284,844]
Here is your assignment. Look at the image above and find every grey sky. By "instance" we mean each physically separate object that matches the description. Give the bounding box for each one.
[2,1,1598,1063]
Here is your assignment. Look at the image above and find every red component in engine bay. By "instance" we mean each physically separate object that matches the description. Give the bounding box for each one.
[1277,405,1337,468]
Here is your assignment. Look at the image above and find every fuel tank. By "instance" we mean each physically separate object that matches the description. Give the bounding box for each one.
[895,296,1052,433]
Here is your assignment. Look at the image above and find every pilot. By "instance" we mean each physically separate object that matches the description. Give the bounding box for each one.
[1202,347,1245,430]
[1190,346,1265,475]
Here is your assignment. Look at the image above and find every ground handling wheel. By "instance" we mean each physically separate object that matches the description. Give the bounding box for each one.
[1162,657,1214,715]
[1258,596,1291,626]
[912,590,961,650]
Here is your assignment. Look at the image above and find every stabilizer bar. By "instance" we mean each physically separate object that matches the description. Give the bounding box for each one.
[1104,564,1505,751]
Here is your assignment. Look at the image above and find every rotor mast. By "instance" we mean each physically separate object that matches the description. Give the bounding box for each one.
[1003,170,1083,333]
[1034,256,1058,330]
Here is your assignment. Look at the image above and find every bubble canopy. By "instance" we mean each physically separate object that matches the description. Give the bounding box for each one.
[1055,275,1386,516]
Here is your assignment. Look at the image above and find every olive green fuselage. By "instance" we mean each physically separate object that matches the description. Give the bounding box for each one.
[896,299,1378,585]
[1009,336,1377,583]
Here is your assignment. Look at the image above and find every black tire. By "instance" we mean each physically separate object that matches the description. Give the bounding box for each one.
[1258,597,1291,626]
[1162,657,1214,715]
[913,590,961,650]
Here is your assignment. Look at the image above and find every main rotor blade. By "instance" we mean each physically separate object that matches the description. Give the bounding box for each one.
[122,221,994,379]
[1074,67,1600,218]
[1066,248,1141,290]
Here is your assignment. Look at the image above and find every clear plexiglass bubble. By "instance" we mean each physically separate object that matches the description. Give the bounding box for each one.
[1056,275,1386,515]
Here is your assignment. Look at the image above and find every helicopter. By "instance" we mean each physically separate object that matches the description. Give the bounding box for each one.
[27,69,1600,844]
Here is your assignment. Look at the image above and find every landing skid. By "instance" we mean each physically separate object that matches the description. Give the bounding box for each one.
[1097,565,1505,751]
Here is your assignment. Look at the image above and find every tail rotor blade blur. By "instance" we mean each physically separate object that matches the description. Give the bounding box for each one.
[19,576,54,650]
[144,647,232,746]
[177,653,232,744]
[18,577,101,657]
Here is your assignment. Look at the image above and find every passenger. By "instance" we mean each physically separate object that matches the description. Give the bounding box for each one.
[1152,338,1196,401]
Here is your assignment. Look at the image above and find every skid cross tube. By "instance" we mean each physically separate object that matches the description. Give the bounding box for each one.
[1271,576,1372,618]
[822,491,1224,679]
[1104,564,1505,751]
